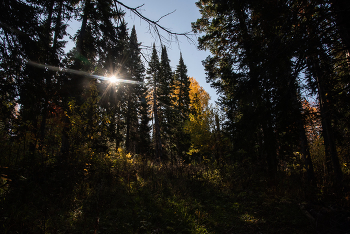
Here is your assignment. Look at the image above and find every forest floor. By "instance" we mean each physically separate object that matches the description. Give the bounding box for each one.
[1,156,350,234]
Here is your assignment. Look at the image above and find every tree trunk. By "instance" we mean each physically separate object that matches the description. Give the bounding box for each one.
[234,2,278,177]
[153,89,162,161]
[39,0,55,154]
[214,114,223,163]
[52,0,63,59]
[263,118,277,178]
[60,115,70,165]
[115,112,122,151]
[314,63,343,183]
[125,93,131,152]
[299,114,316,183]
[76,0,91,56]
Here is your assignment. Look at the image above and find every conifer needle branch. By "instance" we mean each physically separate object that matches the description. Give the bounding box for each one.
[113,0,194,44]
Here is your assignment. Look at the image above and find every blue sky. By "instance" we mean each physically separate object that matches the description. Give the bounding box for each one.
[123,0,217,104]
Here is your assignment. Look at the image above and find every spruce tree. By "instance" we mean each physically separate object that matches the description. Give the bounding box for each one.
[159,46,175,157]
[0,0,40,162]
[62,0,128,157]
[175,53,191,121]
[174,53,191,161]
[1,0,71,164]
[147,44,162,160]
[192,0,321,177]
[125,26,147,153]
[96,21,129,151]
[138,86,152,158]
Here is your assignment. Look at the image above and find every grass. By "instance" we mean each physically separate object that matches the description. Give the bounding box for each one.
[0,154,341,233]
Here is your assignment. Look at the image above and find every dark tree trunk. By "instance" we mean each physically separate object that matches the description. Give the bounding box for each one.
[60,115,70,165]
[125,94,131,152]
[39,0,55,153]
[52,0,63,59]
[214,114,223,163]
[299,115,316,184]
[313,63,343,184]
[76,0,91,56]
[153,90,162,161]
[263,114,277,178]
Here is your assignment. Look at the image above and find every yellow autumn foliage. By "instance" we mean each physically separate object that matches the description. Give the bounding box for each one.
[184,77,213,158]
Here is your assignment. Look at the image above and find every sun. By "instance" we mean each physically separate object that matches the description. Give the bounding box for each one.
[109,75,118,83]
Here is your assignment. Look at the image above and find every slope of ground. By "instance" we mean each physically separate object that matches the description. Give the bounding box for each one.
[1,155,348,233]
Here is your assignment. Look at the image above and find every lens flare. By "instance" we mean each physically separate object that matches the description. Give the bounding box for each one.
[109,75,118,83]
[26,60,143,85]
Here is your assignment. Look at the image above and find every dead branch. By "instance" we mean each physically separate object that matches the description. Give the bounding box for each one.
[113,0,195,45]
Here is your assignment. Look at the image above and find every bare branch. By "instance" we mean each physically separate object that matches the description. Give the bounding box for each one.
[156,9,176,23]
[113,0,195,45]
[135,4,145,10]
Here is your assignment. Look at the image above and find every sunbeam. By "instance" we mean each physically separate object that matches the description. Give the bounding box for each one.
[26,60,143,85]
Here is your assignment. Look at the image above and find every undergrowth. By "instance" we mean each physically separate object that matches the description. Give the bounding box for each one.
[0,151,348,233]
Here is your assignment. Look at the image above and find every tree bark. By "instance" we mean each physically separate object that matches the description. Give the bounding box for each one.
[76,0,91,56]
[153,89,162,161]
[313,62,343,183]
[52,0,63,59]
[299,114,316,183]
[39,0,55,154]
[125,93,132,152]
[263,96,277,178]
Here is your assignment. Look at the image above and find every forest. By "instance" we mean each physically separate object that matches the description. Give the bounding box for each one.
[1,0,350,233]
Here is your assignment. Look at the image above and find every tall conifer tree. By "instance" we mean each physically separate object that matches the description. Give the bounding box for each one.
[159,46,175,157]
[125,26,148,153]
[193,0,321,178]
[174,53,191,160]
[147,44,162,160]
